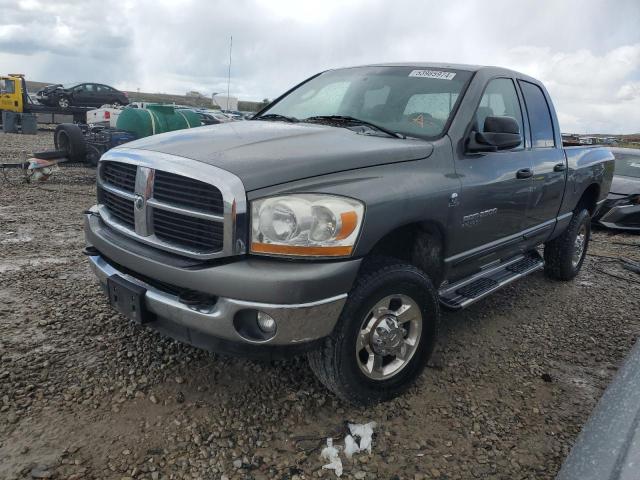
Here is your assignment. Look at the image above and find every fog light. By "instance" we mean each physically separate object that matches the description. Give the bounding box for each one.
[257,311,277,333]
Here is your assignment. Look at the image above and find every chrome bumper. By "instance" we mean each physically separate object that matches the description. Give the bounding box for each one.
[88,254,347,346]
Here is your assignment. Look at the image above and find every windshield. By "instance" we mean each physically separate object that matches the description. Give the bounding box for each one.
[260,66,473,138]
[614,151,640,178]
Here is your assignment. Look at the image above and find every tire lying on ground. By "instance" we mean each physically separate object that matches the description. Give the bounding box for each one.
[54,124,87,163]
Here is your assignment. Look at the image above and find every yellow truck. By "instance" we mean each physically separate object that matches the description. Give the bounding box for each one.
[0,74,26,113]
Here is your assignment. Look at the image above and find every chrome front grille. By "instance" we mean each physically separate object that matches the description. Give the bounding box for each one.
[96,149,247,260]
[102,161,137,192]
[154,170,224,214]
[152,208,224,251]
[99,188,135,229]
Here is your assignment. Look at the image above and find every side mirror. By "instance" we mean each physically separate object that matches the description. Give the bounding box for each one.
[467,116,522,153]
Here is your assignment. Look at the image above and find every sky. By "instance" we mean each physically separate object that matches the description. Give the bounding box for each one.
[1,0,639,133]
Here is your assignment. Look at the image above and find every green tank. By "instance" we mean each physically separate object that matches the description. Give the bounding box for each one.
[116,104,201,139]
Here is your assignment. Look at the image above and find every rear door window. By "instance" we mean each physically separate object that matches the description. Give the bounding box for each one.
[519,81,555,148]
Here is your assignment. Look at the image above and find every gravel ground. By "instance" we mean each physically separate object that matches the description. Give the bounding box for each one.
[1,131,639,480]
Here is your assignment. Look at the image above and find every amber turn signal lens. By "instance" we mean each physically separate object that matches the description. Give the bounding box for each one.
[336,211,358,240]
[251,243,353,257]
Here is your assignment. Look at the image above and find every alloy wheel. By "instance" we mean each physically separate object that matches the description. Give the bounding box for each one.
[356,294,423,380]
[572,223,587,268]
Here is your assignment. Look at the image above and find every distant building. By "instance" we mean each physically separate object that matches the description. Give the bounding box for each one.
[562,133,581,145]
[212,94,238,111]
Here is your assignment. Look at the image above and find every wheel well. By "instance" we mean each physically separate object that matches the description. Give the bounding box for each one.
[367,222,445,285]
[576,184,600,215]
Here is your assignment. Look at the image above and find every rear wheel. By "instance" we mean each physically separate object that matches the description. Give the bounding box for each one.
[544,208,591,280]
[308,258,439,405]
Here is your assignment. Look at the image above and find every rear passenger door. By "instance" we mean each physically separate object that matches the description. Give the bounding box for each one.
[451,78,532,274]
[87,84,107,106]
[518,80,567,244]
[96,85,116,105]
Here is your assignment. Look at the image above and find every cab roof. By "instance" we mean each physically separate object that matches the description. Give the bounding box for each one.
[338,63,533,80]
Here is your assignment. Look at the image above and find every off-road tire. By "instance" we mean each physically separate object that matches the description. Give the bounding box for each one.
[544,208,591,281]
[308,257,439,405]
[54,124,87,163]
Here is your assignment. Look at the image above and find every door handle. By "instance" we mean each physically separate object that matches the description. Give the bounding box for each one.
[516,168,533,179]
[553,163,566,172]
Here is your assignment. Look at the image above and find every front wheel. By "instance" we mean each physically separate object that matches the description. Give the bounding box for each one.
[308,258,439,405]
[58,96,70,109]
[544,208,591,280]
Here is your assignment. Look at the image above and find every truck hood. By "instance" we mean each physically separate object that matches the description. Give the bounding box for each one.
[121,121,433,191]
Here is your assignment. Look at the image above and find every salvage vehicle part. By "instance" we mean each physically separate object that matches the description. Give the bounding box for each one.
[593,147,640,231]
[54,124,87,163]
[0,151,69,183]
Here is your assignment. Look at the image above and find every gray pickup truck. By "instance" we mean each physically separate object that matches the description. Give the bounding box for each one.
[84,63,614,405]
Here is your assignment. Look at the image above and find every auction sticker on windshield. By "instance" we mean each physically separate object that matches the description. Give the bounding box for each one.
[408,70,456,80]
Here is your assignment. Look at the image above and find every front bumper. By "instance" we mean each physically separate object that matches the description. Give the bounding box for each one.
[85,213,361,352]
[88,254,347,347]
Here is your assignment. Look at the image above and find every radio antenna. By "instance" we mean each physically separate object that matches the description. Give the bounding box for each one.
[227,35,232,110]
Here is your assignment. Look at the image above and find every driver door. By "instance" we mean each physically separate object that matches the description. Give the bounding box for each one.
[449,77,533,277]
[73,84,93,106]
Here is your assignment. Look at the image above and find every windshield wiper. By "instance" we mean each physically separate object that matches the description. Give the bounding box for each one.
[303,115,405,139]
[254,113,299,123]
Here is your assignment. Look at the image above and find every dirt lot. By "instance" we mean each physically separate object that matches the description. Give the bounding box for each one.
[1,131,639,480]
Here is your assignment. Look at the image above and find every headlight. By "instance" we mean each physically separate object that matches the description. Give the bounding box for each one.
[251,194,364,257]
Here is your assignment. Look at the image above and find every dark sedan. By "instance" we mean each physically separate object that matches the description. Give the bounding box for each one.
[36,82,129,109]
[593,147,640,231]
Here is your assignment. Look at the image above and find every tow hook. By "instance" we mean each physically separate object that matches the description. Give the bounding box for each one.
[82,246,100,256]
